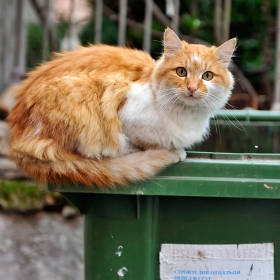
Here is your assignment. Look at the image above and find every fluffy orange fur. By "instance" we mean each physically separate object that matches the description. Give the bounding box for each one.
[8,28,236,187]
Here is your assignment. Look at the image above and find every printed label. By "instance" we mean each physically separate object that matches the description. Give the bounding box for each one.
[160,243,274,280]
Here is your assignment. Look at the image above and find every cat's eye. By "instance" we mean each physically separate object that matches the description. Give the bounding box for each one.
[202,71,214,81]
[176,67,187,77]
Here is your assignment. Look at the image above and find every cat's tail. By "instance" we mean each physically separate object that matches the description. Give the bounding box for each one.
[10,149,184,187]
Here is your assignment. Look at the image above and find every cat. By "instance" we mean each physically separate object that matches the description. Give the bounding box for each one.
[7,28,236,188]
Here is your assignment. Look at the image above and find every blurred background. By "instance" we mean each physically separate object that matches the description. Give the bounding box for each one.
[0,0,280,279]
[1,0,280,111]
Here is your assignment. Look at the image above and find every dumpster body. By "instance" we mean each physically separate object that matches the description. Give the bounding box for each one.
[49,152,280,280]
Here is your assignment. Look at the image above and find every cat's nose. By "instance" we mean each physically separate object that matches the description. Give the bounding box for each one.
[187,86,197,93]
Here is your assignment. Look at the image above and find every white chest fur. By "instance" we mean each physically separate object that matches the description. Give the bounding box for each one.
[118,83,210,150]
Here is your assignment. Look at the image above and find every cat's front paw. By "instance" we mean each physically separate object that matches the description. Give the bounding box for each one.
[171,149,187,163]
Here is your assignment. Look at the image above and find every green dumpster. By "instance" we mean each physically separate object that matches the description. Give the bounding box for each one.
[194,110,280,153]
[48,151,280,280]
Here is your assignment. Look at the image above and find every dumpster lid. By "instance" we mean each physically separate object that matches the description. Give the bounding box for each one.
[214,109,280,121]
[48,152,280,199]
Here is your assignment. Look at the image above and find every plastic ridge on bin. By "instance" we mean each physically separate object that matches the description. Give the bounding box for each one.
[214,109,280,122]
[48,151,280,200]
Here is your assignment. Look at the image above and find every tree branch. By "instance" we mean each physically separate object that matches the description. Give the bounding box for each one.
[152,2,170,27]
[103,5,207,45]
[29,0,57,52]
[103,4,258,99]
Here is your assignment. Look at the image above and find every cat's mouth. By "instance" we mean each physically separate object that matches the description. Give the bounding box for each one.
[182,93,199,102]
[184,95,197,100]
[178,92,203,106]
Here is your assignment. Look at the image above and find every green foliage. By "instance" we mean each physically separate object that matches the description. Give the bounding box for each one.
[26,19,72,69]
[56,15,70,47]
[79,16,118,46]
[26,23,43,68]
[0,180,46,211]
[182,13,203,31]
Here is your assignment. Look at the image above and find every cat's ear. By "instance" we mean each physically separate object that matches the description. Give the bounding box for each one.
[163,27,183,57]
[216,38,237,67]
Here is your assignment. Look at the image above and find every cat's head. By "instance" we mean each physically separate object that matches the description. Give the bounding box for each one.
[153,28,236,111]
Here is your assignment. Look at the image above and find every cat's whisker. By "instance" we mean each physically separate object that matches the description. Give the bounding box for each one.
[156,99,178,118]
[167,95,181,113]
[155,89,177,98]
[224,102,239,110]
[203,98,222,142]
[207,95,246,133]
[138,93,178,130]
[202,98,215,121]
[222,109,247,133]
[156,94,177,111]
[211,106,223,143]
[205,96,221,112]
[212,108,245,133]
[220,103,247,132]
[155,93,176,103]
[206,96,232,126]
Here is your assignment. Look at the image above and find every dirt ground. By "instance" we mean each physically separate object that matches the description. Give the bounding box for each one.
[0,212,84,280]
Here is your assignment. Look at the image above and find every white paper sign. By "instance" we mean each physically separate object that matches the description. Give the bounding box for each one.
[160,243,274,280]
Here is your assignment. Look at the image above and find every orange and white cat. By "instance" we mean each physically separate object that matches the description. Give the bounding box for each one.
[8,28,236,187]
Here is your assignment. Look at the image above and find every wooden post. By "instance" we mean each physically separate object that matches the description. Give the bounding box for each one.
[5,0,16,84]
[68,0,75,50]
[262,0,273,107]
[0,0,16,91]
[14,0,27,75]
[214,0,222,45]
[272,0,280,109]
[118,0,127,46]
[29,0,57,52]
[172,0,180,34]
[223,0,231,41]
[143,0,153,53]
[95,0,103,43]
[165,0,174,17]
[0,0,4,91]
[42,0,51,61]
